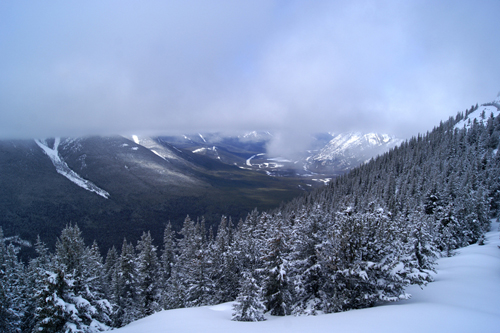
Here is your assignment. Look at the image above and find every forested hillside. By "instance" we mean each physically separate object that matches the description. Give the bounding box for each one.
[1,100,499,331]
[0,135,309,260]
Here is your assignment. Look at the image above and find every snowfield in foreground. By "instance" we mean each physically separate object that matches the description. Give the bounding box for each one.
[117,221,500,333]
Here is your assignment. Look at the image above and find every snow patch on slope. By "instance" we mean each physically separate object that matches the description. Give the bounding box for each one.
[35,138,110,199]
[246,153,265,166]
[454,105,500,130]
[192,146,221,159]
[127,136,180,160]
[313,132,402,161]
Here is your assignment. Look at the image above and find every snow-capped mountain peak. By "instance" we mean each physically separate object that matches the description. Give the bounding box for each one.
[306,132,402,174]
[313,132,401,161]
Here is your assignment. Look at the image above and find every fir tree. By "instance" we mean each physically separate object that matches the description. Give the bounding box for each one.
[136,231,161,317]
[160,222,176,310]
[232,271,266,322]
[115,239,139,326]
[32,269,71,333]
[260,215,292,316]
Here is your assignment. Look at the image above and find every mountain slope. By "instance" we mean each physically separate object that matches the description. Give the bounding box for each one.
[306,132,402,174]
[0,136,308,256]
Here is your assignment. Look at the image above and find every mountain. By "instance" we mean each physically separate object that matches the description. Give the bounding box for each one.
[0,126,405,257]
[157,131,402,180]
[306,132,403,174]
[0,135,309,257]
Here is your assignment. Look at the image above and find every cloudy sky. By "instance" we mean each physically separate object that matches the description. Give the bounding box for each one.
[1,0,500,153]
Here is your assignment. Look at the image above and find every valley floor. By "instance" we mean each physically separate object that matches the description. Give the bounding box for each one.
[116,220,500,333]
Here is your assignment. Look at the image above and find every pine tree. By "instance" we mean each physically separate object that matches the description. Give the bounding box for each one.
[160,222,175,287]
[39,224,112,332]
[0,227,19,332]
[103,246,118,300]
[232,271,266,322]
[21,236,52,332]
[115,239,139,326]
[260,215,292,316]
[289,207,331,315]
[2,242,26,331]
[32,269,72,333]
[136,231,161,317]
[160,222,177,310]
[212,216,239,303]
[172,216,215,308]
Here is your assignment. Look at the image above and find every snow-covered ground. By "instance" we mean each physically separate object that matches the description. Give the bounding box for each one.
[116,220,500,333]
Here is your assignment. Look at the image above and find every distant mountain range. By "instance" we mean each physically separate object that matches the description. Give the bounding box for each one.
[157,130,402,181]
[0,127,402,257]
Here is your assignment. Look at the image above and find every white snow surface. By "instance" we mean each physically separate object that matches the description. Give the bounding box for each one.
[239,131,273,141]
[454,103,500,130]
[313,132,402,161]
[192,146,221,159]
[126,135,180,161]
[35,138,110,199]
[246,153,265,166]
[116,220,500,333]
[192,147,207,154]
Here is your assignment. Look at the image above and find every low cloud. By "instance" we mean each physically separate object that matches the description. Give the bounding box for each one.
[1,0,499,156]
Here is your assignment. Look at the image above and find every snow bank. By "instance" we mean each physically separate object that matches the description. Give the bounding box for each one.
[116,221,500,333]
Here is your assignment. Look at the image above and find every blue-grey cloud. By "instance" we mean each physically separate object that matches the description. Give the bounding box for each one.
[1,0,499,155]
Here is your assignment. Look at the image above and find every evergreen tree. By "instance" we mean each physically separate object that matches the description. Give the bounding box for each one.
[115,239,139,326]
[171,216,215,307]
[212,216,239,303]
[103,246,118,301]
[21,236,52,332]
[289,207,331,315]
[232,271,266,322]
[260,215,292,316]
[160,222,176,310]
[0,227,21,332]
[136,231,161,317]
[37,224,112,332]
[32,269,72,333]
[160,222,175,286]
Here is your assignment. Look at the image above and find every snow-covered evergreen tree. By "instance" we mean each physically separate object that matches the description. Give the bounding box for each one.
[260,214,292,316]
[289,207,331,315]
[32,269,73,333]
[212,216,239,303]
[114,239,139,326]
[0,227,23,332]
[35,224,112,332]
[232,271,266,322]
[136,231,161,317]
[21,236,52,332]
[160,222,176,310]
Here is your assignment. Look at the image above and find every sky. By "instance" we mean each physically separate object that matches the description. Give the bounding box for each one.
[1,0,500,155]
